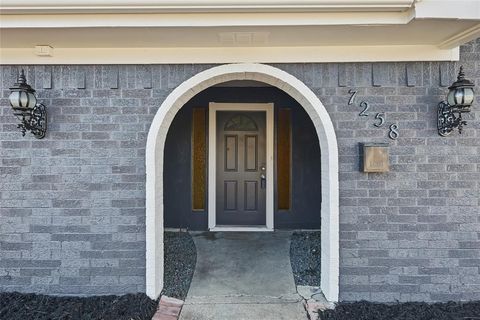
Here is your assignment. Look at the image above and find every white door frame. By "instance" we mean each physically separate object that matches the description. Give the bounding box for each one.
[208,102,274,231]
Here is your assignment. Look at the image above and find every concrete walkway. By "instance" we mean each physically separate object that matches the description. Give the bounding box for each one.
[179,231,308,320]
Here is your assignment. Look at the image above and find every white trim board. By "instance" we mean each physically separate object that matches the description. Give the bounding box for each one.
[208,103,274,231]
[210,226,273,232]
[145,63,339,303]
[0,45,460,64]
[0,0,417,14]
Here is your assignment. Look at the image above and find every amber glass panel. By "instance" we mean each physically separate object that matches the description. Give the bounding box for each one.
[192,108,206,210]
[277,108,291,210]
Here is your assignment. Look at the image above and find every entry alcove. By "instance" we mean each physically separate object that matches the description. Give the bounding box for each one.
[163,80,321,230]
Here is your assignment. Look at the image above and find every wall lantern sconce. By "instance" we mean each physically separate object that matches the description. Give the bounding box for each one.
[9,69,47,139]
[437,66,475,136]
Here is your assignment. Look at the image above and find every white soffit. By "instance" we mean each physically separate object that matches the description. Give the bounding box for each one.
[0,0,479,63]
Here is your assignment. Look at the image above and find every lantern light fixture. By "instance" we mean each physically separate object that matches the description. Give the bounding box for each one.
[437,66,475,136]
[8,69,47,139]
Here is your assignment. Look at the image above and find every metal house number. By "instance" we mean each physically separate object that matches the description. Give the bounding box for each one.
[359,101,370,117]
[348,89,399,140]
[374,113,385,127]
[388,124,399,140]
[347,89,357,105]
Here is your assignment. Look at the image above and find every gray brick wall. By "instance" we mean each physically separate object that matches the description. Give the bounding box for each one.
[1,39,479,301]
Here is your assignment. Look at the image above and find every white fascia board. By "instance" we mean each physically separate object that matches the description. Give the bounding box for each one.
[0,12,413,29]
[439,23,480,49]
[0,0,416,14]
[414,0,480,20]
[0,45,459,64]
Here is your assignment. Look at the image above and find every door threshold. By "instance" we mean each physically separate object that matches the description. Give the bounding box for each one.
[210,226,273,232]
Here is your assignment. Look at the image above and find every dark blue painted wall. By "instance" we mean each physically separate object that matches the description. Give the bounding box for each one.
[164,86,321,230]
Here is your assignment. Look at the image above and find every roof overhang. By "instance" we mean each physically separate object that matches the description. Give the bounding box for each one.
[0,0,419,14]
[1,0,479,64]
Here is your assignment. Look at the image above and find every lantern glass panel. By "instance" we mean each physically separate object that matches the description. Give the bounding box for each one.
[447,89,456,106]
[455,89,465,106]
[27,92,37,109]
[19,91,29,108]
[463,88,474,106]
[8,91,20,108]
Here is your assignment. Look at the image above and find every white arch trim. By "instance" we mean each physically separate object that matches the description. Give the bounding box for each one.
[145,63,339,302]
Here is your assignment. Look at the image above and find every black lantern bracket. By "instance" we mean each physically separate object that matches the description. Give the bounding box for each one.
[9,70,47,139]
[437,66,475,137]
[15,103,47,139]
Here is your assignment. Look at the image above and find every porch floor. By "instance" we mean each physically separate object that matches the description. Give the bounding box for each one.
[179,231,308,320]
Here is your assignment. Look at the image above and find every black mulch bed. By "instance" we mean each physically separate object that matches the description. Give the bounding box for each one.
[161,231,197,301]
[289,231,321,286]
[319,301,480,320]
[0,231,196,319]
[0,292,157,320]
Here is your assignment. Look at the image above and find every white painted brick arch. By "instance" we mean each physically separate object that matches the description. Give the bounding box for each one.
[145,63,339,302]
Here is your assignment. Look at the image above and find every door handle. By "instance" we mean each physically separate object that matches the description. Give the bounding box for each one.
[260,173,266,189]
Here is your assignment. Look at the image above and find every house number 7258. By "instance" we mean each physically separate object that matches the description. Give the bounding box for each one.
[347,88,398,140]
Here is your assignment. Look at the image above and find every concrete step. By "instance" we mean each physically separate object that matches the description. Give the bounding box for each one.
[180,301,307,320]
[184,293,302,305]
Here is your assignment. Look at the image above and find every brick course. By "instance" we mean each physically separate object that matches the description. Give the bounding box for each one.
[0,39,479,301]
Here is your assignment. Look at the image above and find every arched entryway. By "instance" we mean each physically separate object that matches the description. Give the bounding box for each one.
[145,63,339,302]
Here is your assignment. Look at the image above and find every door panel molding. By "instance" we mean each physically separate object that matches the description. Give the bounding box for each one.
[244,135,258,172]
[244,181,258,211]
[224,135,238,172]
[208,102,274,230]
[223,180,238,211]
